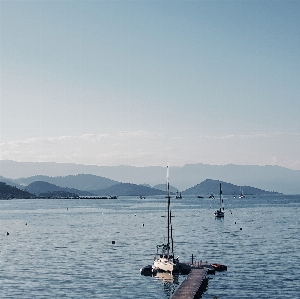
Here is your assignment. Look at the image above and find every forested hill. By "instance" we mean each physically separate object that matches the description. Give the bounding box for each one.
[0,182,34,199]
[183,179,281,195]
[24,181,94,197]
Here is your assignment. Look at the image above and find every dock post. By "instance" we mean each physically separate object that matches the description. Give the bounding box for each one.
[191,254,194,264]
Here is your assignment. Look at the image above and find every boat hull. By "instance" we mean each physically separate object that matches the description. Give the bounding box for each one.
[214,210,224,217]
[152,257,179,273]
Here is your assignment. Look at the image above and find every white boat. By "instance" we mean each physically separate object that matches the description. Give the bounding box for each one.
[175,190,182,199]
[239,187,245,198]
[214,183,224,218]
[152,166,180,273]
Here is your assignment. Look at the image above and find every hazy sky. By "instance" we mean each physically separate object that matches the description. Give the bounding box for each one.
[1,0,299,169]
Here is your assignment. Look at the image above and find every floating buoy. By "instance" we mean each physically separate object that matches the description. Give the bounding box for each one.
[25,223,27,225]
[6,232,9,235]
[142,223,144,226]
[235,222,236,224]
[112,240,115,244]
[240,227,242,230]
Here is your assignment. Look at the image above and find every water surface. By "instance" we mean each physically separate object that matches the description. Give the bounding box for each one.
[0,195,299,298]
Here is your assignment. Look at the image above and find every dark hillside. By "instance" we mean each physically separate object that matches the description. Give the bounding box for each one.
[0,182,34,199]
[0,176,24,189]
[25,181,94,196]
[183,179,281,196]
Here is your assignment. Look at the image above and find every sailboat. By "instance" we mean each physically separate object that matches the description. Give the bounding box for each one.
[152,165,180,273]
[214,183,224,218]
[239,186,245,198]
[175,190,182,199]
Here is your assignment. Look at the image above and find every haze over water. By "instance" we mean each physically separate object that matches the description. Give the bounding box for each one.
[0,194,299,298]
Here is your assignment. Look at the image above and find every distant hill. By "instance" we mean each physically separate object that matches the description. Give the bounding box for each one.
[0,182,34,199]
[25,181,94,197]
[91,183,166,196]
[183,179,281,196]
[0,175,24,189]
[14,174,119,191]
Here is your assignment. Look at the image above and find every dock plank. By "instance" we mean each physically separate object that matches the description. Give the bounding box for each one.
[172,268,208,299]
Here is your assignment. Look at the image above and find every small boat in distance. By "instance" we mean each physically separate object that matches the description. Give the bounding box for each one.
[175,190,182,199]
[197,195,203,198]
[152,165,180,273]
[239,187,245,198]
[214,183,224,218]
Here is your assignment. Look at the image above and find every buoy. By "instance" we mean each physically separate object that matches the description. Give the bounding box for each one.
[240,227,242,230]
[235,221,236,224]
[112,241,115,244]
[25,223,27,225]
[6,232,9,235]
[142,223,144,226]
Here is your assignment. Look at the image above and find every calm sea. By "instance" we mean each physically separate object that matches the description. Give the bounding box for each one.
[0,194,299,298]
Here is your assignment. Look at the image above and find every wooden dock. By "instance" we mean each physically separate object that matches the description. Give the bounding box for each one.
[171,268,208,299]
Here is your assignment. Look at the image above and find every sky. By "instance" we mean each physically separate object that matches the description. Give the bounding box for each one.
[1,0,300,169]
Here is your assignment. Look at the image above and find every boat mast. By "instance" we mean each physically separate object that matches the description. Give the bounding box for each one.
[170,217,174,254]
[167,165,170,256]
[220,183,222,211]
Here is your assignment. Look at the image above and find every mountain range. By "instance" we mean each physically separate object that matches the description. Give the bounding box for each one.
[1,173,280,199]
[0,160,299,194]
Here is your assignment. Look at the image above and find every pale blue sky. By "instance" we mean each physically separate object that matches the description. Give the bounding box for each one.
[1,0,300,169]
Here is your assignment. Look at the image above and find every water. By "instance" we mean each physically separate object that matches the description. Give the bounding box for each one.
[0,195,299,298]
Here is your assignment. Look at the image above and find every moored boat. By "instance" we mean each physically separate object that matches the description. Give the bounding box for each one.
[214,183,224,218]
[239,186,245,198]
[152,166,180,273]
[175,190,182,199]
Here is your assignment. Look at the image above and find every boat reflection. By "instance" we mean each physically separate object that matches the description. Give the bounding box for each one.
[154,271,180,283]
[154,271,174,282]
[154,272,180,299]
